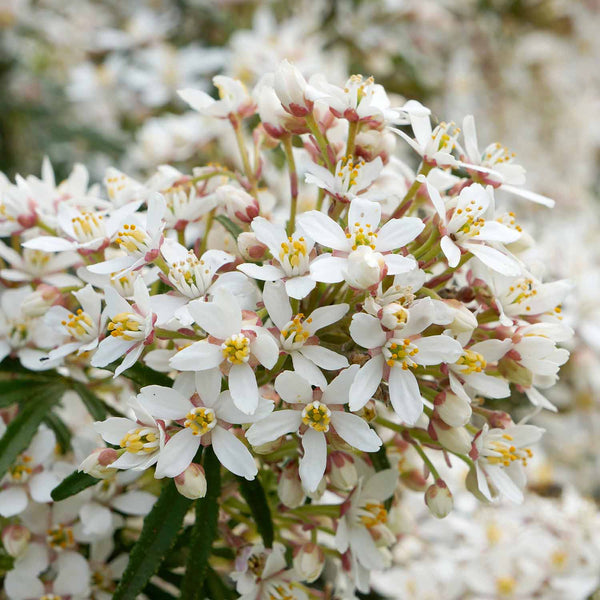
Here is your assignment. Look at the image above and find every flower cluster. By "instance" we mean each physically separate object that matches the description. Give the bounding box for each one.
[0,61,571,598]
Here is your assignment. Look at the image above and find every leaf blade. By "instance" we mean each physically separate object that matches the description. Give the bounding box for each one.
[51,470,99,501]
[238,475,274,549]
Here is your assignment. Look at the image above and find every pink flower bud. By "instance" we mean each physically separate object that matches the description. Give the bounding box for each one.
[216,185,259,224]
[278,463,305,508]
[430,419,472,454]
[2,524,30,557]
[174,463,207,499]
[434,392,472,427]
[293,543,325,583]
[425,480,453,518]
[238,232,268,261]
[328,452,357,491]
[79,448,119,479]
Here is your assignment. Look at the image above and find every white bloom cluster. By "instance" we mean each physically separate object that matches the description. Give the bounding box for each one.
[0,62,572,598]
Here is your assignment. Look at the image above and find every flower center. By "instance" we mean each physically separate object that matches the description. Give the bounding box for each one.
[268,584,296,600]
[40,595,62,600]
[430,121,459,154]
[9,454,33,482]
[347,221,377,250]
[184,407,217,436]
[280,313,311,348]
[46,524,75,550]
[359,502,388,528]
[495,576,517,596]
[456,350,486,374]
[71,212,105,242]
[107,312,146,341]
[115,223,151,254]
[247,552,267,577]
[337,155,365,191]
[168,250,212,297]
[8,319,31,347]
[61,309,95,340]
[221,334,250,364]
[23,249,51,274]
[120,427,159,454]
[301,401,331,432]
[279,236,308,274]
[384,338,419,369]
[486,433,533,468]
[483,142,516,167]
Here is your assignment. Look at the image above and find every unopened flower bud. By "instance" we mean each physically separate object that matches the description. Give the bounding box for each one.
[443,300,478,342]
[400,468,429,491]
[238,232,268,262]
[344,246,386,290]
[278,463,305,508]
[293,543,324,583]
[216,185,259,223]
[430,420,472,454]
[498,357,533,387]
[435,392,472,427]
[174,463,207,499]
[23,285,60,318]
[487,410,513,429]
[329,452,357,491]
[425,480,453,518]
[2,525,30,557]
[79,448,119,480]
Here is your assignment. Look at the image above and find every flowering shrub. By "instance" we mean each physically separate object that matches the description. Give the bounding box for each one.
[0,62,572,598]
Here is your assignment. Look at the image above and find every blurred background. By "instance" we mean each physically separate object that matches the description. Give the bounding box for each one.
[2,0,600,597]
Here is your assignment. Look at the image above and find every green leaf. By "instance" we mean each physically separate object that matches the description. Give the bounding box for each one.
[43,412,72,453]
[0,379,54,408]
[141,581,178,600]
[180,447,221,599]
[104,362,173,389]
[371,444,391,472]
[215,214,243,239]
[70,381,119,420]
[0,387,64,480]
[238,474,274,548]
[113,480,192,600]
[51,470,99,501]
[204,566,236,600]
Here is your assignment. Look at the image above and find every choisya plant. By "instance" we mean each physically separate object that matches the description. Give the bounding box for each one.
[0,61,571,599]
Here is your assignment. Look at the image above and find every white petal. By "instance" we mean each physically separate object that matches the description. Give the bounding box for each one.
[388,367,423,425]
[246,410,301,445]
[212,427,257,480]
[299,345,348,370]
[155,428,199,479]
[90,336,135,368]
[137,385,190,420]
[350,525,384,570]
[414,335,463,365]
[299,428,326,493]
[5,571,45,599]
[309,255,346,283]
[238,263,284,282]
[384,254,416,275]
[470,339,512,362]
[251,332,279,369]
[285,276,316,299]
[465,243,521,276]
[348,198,381,231]
[330,412,381,452]
[0,487,28,517]
[296,211,348,251]
[110,491,157,515]
[229,363,259,414]
[441,235,461,267]
[348,355,384,411]
[216,391,273,424]
[350,313,386,349]
[376,217,424,251]
[464,371,510,398]
[169,342,223,371]
[93,417,135,445]
[250,217,286,254]
[362,469,398,500]
[291,352,327,388]
[275,371,313,404]
[29,472,61,503]
[195,369,222,407]
[305,303,348,334]
[54,551,91,597]
[22,236,77,251]
[322,364,360,405]
[79,502,113,537]
[188,299,237,340]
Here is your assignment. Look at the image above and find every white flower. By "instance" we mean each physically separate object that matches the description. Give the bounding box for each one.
[304,156,383,204]
[262,280,348,387]
[422,178,523,276]
[246,367,381,492]
[349,299,463,424]
[90,277,156,377]
[179,75,256,119]
[298,198,422,289]
[273,59,322,117]
[137,376,273,480]
[473,423,543,503]
[238,217,316,299]
[169,287,278,414]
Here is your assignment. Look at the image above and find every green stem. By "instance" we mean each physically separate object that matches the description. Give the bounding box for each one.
[199,208,216,254]
[305,113,334,171]
[412,440,440,480]
[282,135,299,235]
[345,121,359,157]
[230,116,258,195]
[391,163,432,219]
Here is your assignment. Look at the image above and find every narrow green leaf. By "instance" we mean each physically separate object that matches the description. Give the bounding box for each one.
[0,379,51,408]
[204,566,236,600]
[104,362,173,389]
[371,444,391,472]
[113,480,192,600]
[51,470,99,501]
[43,412,72,452]
[0,387,63,480]
[238,474,274,548]
[141,581,177,600]
[180,447,222,599]
[215,214,243,239]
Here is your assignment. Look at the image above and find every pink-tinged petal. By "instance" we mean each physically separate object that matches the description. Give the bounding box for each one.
[296,211,348,251]
[155,428,199,478]
[465,243,521,276]
[388,367,422,425]
[275,371,313,404]
[54,551,91,597]
[229,362,259,414]
[110,491,156,516]
[348,198,381,230]
[349,355,384,411]
[441,235,461,267]
[362,469,398,500]
[250,217,287,255]
[330,412,381,452]
[309,255,346,283]
[464,371,510,398]
[169,342,223,371]
[322,364,359,405]
[137,385,190,420]
[376,217,424,252]
[384,254,416,275]
[305,303,348,334]
[414,335,462,365]
[238,263,285,282]
[29,472,61,503]
[299,428,326,493]
[212,426,257,480]
[251,333,278,369]
[285,275,316,299]
[350,313,386,349]
[298,345,348,370]
[0,487,28,517]
[195,369,222,407]
[246,410,302,446]
[291,352,327,389]
[93,417,135,445]
[22,236,77,251]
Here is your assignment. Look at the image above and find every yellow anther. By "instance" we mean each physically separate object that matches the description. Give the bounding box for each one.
[456,350,486,374]
[221,334,250,364]
[47,524,75,550]
[302,401,331,433]
[120,427,159,454]
[184,407,217,437]
[359,502,388,528]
